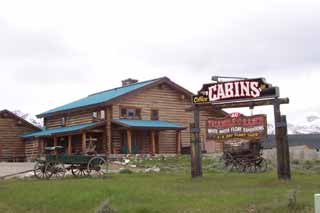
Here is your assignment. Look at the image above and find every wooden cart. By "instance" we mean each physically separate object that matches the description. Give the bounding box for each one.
[34,146,108,179]
[222,140,268,173]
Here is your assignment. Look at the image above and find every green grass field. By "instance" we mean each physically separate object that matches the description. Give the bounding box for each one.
[0,156,319,213]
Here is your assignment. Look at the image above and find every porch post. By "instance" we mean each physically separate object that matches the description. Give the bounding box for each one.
[127,129,132,154]
[176,130,181,154]
[68,135,72,155]
[53,136,58,155]
[38,138,44,154]
[106,107,112,154]
[53,136,57,147]
[151,130,156,154]
[43,139,47,153]
[82,132,87,153]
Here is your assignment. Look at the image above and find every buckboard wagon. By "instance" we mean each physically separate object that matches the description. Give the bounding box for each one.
[34,146,108,179]
[221,139,268,173]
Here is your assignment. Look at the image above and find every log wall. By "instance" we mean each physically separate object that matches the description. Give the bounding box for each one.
[25,139,39,161]
[0,113,39,162]
[46,111,94,128]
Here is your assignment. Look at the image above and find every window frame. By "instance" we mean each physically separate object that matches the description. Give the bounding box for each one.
[61,116,66,127]
[119,106,142,120]
[151,109,159,120]
[92,111,98,120]
[99,110,105,120]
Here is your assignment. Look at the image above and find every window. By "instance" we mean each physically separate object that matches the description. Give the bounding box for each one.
[120,107,141,119]
[151,109,159,120]
[93,110,105,120]
[100,110,105,120]
[61,117,66,126]
[92,111,98,120]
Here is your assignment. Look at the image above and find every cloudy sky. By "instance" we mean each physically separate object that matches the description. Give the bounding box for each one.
[0,0,319,123]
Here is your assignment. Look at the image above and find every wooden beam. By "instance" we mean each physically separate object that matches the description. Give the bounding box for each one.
[53,136,58,155]
[274,102,291,180]
[186,97,289,111]
[176,130,181,154]
[53,136,57,147]
[106,107,112,154]
[151,130,156,154]
[82,132,86,154]
[190,106,202,178]
[127,129,132,154]
[37,138,44,154]
[43,139,46,153]
[68,135,72,155]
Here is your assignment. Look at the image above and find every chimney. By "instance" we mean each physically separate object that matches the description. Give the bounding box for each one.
[122,78,138,86]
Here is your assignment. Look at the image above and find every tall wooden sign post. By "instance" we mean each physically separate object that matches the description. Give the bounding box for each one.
[190,106,202,177]
[190,77,291,180]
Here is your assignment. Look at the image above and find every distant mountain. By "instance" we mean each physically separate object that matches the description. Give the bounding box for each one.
[267,112,320,135]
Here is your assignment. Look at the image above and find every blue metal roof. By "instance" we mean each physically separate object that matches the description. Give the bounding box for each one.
[38,78,160,117]
[22,122,101,138]
[112,119,185,129]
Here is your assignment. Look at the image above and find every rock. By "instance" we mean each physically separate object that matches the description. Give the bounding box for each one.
[144,166,160,173]
[129,165,137,168]
[121,159,130,165]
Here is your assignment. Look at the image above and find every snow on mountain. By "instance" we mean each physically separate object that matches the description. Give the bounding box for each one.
[267,112,320,135]
[12,110,43,128]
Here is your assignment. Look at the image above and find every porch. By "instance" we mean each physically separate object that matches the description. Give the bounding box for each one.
[23,122,107,155]
[22,119,185,155]
[112,119,186,154]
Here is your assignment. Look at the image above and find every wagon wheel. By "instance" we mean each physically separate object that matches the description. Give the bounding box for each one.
[71,164,90,177]
[45,161,66,179]
[237,159,249,173]
[224,153,236,172]
[245,161,257,173]
[256,158,268,173]
[87,156,108,177]
[34,161,47,179]
[225,160,236,172]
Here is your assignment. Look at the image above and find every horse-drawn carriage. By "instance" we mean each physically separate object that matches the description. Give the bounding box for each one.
[222,139,268,173]
[34,146,108,179]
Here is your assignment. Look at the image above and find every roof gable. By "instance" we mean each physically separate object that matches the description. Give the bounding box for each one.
[0,109,41,130]
[37,77,194,118]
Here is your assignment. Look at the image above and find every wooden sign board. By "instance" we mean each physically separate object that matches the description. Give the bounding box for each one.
[193,78,278,105]
[207,114,267,141]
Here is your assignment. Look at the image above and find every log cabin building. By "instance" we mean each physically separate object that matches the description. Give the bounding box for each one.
[22,77,226,158]
[0,110,40,161]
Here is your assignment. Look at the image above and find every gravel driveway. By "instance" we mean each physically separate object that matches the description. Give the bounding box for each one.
[0,162,35,178]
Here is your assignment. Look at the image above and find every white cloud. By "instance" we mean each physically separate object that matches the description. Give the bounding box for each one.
[0,0,319,120]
